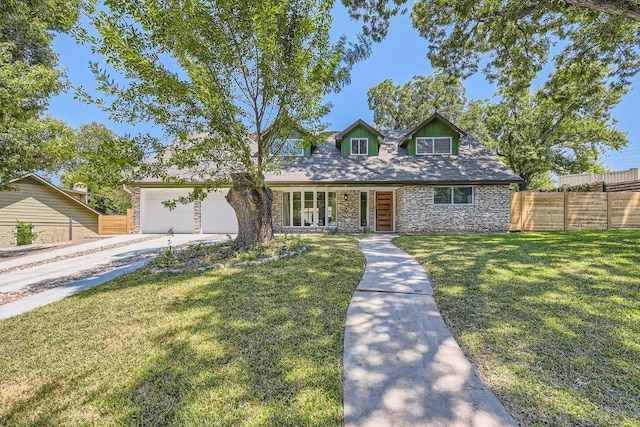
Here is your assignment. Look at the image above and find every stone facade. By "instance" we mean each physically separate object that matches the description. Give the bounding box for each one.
[193,199,202,234]
[271,185,510,234]
[396,185,511,233]
[131,186,141,234]
[271,190,283,233]
[336,190,361,232]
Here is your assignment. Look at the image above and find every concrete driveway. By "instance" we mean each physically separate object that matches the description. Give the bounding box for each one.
[0,234,229,320]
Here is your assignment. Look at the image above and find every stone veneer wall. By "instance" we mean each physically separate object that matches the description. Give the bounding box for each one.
[193,199,202,234]
[271,190,283,233]
[337,190,361,232]
[132,186,141,234]
[396,185,511,233]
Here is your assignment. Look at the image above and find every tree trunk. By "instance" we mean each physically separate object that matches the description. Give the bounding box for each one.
[519,174,532,191]
[225,173,275,249]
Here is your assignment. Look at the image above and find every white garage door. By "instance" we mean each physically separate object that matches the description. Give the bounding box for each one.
[202,189,238,234]
[140,189,194,234]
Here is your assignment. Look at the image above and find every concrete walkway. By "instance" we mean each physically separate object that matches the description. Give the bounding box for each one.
[343,234,516,427]
[0,234,228,320]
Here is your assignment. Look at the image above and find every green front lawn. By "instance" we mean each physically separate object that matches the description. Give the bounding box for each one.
[395,230,640,427]
[0,236,364,426]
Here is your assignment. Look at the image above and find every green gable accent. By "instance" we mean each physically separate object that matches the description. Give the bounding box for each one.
[402,114,466,155]
[339,125,380,156]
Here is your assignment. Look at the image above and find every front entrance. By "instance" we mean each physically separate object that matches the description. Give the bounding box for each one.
[375,191,394,232]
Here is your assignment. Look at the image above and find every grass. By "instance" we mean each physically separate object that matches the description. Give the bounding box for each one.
[395,230,640,427]
[0,236,364,426]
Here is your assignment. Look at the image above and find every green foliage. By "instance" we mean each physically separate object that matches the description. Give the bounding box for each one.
[0,0,80,189]
[60,123,142,214]
[527,171,556,190]
[149,235,304,271]
[345,0,640,93]
[80,0,364,185]
[0,236,364,425]
[14,220,37,246]
[80,0,367,247]
[482,87,627,190]
[367,74,488,133]
[349,1,637,191]
[233,234,304,262]
[367,72,627,190]
[396,231,640,426]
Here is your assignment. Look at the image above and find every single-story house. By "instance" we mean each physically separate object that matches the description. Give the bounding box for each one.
[0,174,100,246]
[129,113,522,234]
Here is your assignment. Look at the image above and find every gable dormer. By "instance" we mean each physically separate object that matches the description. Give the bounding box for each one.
[399,113,467,156]
[334,119,384,157]
[270,129,312,157]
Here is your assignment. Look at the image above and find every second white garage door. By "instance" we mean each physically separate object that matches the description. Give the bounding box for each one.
[140,188,194,234]
[202,189,238,234]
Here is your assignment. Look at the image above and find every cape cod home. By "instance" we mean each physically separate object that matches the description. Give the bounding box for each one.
[129,113,522,234]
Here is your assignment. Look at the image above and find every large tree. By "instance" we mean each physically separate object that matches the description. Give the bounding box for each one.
[60,123,143,214]
[483,87,627,190]
[344,1,640,92]
[81,0,362,248]
[367,74,488,135]
[0,0,79,189]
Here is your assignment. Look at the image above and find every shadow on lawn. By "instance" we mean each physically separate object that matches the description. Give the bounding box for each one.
[395,230,640,426]
[124,238,363,426]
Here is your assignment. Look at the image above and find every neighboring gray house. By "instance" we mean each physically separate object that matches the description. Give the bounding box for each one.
[130,113,522,234]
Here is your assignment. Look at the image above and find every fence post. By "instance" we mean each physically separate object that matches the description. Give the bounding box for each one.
[519,192,524,231]
[564,192,569,231]
[607,193,612,230]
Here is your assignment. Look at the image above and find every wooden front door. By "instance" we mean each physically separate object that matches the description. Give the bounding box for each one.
[375,191,393,232]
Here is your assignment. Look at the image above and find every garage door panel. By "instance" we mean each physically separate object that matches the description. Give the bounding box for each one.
[140,189,194,234]
[202,190,238,234]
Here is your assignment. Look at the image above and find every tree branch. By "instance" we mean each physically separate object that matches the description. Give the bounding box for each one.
[561,0,640,21]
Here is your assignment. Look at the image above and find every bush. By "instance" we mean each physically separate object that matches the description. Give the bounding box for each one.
[15,221,37,246]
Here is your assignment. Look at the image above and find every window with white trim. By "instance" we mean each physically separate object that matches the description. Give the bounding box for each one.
[282,191,337,227]
[416,137,452,155]
[272,138,304,156]
[350,138,368,155]
[433,187,473,205]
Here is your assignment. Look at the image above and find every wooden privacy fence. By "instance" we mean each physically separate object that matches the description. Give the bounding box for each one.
[98,209,133,235]
[510,192,640,232]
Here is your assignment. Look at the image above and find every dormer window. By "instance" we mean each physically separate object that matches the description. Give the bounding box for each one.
[273,139,304,156]
[351,138,368,155]
[416,137,452,155]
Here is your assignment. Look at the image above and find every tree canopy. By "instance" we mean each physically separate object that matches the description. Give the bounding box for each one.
[60,123,143,214]
[366,74,488,135]
[483,87,627,190]
[81,0,364,247]
[344,0,640,92]
[0,0,80,189]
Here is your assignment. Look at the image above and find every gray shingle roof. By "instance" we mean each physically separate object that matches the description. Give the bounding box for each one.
[265,130,522,185]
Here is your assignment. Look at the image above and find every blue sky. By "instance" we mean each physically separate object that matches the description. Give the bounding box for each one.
[48,5,639,172]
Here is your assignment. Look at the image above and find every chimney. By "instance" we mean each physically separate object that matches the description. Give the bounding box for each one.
[71,182,88,204]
